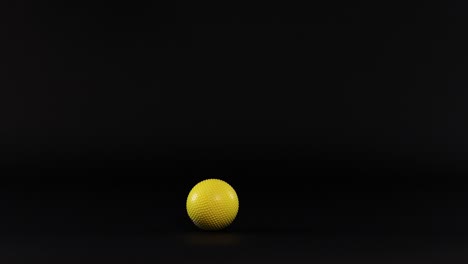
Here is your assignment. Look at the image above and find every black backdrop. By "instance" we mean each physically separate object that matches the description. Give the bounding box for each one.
[1,0,467,242]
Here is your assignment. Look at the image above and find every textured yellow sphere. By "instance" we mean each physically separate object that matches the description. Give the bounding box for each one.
[186,179,239,231]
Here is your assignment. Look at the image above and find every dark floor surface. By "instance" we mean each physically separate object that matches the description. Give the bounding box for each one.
[0,231,466,263]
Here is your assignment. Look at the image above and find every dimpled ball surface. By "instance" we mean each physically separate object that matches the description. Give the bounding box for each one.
[186,179,239,231]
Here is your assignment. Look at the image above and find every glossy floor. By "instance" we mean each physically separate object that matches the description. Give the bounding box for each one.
[0,232,465,263]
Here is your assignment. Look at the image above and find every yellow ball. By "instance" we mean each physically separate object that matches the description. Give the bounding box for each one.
[186,179,239,231]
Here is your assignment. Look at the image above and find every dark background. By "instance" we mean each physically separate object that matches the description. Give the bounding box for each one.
[1,0,467,262]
